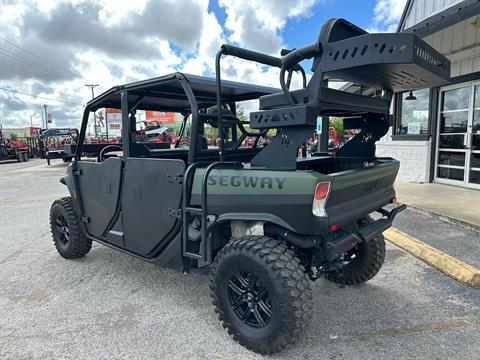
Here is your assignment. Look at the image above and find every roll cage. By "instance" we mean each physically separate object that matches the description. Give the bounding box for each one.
[75,73,280,164]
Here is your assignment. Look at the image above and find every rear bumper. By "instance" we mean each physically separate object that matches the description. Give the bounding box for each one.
[324,203,406,261]
[357,204,406,241]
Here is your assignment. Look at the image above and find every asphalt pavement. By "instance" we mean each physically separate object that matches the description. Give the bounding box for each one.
[1,159,479,360]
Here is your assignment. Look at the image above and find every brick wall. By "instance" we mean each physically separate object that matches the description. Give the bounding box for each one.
[376,129,432,182]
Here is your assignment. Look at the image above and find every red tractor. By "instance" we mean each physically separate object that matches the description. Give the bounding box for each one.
[0,125,29,162]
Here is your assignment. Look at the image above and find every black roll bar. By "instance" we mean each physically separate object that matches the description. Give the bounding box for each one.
[215,44,307,161]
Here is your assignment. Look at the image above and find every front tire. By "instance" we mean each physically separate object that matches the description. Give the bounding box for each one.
[210,236,312,354]
[50,197,91,259]
[325,217,386,285]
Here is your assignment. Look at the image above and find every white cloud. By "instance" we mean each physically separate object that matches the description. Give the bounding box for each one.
[219,0,318,54]
[0,0,321,128]
[369,0,407,33]
[181,9,224,75]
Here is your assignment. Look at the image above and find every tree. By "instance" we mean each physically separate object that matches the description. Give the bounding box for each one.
[9,133,18,141]
[329,117,343,134]
[236,104,248,122]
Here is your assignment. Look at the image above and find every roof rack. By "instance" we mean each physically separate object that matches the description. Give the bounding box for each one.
[214,18,450,164]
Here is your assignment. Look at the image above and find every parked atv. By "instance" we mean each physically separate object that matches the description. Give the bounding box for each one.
[50,18,450,353]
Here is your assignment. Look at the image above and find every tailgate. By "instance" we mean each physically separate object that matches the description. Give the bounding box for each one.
[326,159,399,226]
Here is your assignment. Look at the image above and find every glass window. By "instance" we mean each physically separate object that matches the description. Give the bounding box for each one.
[473,85,480,109]
[437,167,464,181]
[397,89,429,135]
[471,153,480,169]
[442,87,470,111]
[439,134,465,149]
[440,112,469,133]
[438,151,465,167]
[469,169,480,184]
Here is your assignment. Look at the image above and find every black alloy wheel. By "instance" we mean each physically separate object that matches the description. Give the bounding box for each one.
[50,197,92,259]
[210,235,312,354]
[54,214,70,246]
[227,271,272,328]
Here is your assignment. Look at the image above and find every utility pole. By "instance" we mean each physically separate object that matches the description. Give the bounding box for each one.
[43,104,48,129]
[85,84,100,137]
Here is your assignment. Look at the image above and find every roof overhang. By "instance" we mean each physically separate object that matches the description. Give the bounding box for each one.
[401,0,480,38]
[86,72,280,112]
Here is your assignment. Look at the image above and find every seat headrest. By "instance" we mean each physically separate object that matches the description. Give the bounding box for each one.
[312,18,369,72]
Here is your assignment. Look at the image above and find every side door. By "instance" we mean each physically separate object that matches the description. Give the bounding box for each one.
[121,157,184,256]
[75,157,123,238]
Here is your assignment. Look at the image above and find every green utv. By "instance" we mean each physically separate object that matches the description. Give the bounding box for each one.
[50,19,450,353]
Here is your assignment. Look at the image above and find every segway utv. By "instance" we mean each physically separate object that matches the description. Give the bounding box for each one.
[50,18,450,353]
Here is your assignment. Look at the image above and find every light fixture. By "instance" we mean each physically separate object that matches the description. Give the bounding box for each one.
[405,91,417,100]
[471,16,480,28]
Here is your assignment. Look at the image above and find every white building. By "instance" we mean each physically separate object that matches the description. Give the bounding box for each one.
[376,0,480,190]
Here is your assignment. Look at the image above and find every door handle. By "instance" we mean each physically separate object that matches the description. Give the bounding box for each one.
[466,133,473,149]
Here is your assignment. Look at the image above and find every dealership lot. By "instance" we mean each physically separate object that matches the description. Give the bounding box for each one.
[1,159,479,360]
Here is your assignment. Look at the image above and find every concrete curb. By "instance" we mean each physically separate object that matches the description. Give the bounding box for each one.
[401,202,480,233]
[384,227,480,288]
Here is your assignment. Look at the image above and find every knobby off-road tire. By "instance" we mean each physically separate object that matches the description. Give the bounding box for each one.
[50,197,92,259]
[210,236,312,354]
[178,139,190,149]
[325,217,386,285]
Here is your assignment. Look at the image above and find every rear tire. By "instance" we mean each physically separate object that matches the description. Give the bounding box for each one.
[178,139,190,149]
[325,217,386,285]
[210,236,311,354]
[50,197,91,259]
[16,152,23,162]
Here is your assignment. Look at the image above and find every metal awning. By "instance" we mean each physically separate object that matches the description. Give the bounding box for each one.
[87,72,280,111]
[399,0,480,38]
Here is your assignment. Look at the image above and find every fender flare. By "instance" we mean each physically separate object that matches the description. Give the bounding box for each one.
[216,212,297,233]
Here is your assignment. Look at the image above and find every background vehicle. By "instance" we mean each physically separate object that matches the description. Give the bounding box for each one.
[50,18,450,354]
[136,120,177,145]
[0,124,29,162]
[39,128,78,165]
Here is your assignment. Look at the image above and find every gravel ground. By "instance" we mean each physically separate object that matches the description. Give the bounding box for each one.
[1,159,479,360]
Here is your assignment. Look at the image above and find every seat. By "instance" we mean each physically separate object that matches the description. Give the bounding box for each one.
[259,88,308,110]
[256,18,449,117]
[258,19,368,112]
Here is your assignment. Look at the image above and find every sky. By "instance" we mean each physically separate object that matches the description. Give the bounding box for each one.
[0,0,407,129]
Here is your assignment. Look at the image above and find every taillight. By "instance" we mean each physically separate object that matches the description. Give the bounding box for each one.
[331,223,340,231]
[312,181,330,217]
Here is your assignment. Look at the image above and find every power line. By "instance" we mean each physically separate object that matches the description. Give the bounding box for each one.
[0,86,84,106]
[0,36,77,78]
[0,46,69,79]
[0,66,85,106]
[0,76,80,103]
[0,65,28,79]
[1,77,55,93]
